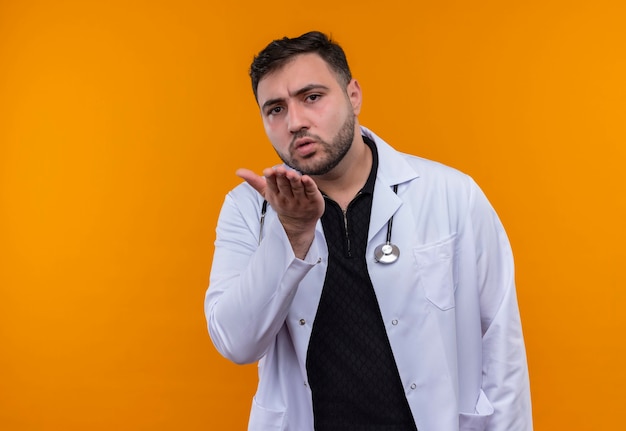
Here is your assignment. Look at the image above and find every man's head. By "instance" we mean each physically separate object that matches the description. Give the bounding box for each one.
[250,32,363,178]
[249,31,352,102]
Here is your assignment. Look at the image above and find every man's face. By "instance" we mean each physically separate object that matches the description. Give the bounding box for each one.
[256,53,362,176]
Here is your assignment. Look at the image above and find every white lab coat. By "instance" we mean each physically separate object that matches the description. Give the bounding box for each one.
[205,127,532,431]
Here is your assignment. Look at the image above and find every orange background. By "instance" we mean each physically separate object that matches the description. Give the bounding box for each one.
[1,1,625,429]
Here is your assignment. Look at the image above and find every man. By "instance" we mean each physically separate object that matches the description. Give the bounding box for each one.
[205,31,532,430]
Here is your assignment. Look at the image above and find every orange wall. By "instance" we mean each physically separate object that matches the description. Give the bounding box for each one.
[1,1,625,429]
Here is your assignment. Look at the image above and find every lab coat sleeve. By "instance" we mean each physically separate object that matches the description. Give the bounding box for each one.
[205,188,320,365]
[469,179,533,430]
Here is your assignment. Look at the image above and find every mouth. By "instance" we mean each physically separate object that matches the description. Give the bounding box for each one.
[292,137,317,157]
[294,137,315,148]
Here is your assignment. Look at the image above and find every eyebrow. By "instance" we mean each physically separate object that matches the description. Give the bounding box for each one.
[261,84,330,111]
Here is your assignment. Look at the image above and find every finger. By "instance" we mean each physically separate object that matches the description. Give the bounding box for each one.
[236,168,267,196]
[262,168,280,195]
[285,170,305,195]
[301,175,321,198]
[268,166,297,197]
[274,171,296,198]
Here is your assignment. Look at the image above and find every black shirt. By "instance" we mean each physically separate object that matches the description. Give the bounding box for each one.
[305,136,417,430]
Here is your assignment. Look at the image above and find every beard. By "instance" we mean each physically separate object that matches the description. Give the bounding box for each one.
[277,112,356,176]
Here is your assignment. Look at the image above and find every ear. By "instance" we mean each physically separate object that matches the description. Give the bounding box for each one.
[346,79,362,115]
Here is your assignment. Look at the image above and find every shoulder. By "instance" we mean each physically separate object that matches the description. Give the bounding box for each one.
[404,152,470,181]
[386,144,478,196]
[362,126,475,191]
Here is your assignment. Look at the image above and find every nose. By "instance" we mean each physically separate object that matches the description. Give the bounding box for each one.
[287,104,309,133]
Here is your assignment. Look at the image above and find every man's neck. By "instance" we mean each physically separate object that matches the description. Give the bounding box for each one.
[313,135,372,210]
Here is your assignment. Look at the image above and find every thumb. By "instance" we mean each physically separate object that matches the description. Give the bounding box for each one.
[236,168,267,196]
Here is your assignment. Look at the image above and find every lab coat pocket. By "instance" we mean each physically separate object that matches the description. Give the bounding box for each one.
[248,397,286,431]
[413,233,457,310]
[458,389,495,431]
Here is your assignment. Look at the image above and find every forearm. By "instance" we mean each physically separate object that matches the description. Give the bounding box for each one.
[205,195,318,364]
[279,214,317,259]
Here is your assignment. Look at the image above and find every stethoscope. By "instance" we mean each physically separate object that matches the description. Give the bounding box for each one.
[258,184,400,264]
[373,184,400,264]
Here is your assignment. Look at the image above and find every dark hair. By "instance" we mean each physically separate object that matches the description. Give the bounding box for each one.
[249,31,352,101]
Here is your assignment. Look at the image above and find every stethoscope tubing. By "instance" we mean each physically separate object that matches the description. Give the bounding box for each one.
[257,184,400,263]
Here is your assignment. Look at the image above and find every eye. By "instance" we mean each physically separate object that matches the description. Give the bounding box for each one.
[305,94,321,102]
[267,106,283,116]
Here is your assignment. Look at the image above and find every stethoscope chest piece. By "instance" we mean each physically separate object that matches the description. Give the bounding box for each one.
[374,242,400,264]
[374,184,400,264]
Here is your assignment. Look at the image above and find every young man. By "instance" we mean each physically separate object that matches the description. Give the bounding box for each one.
[205,31,532,431]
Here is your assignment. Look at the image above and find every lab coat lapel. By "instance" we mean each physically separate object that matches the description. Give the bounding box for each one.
[364,127,419,241]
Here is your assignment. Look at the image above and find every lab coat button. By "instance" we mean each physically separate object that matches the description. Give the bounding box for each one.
[392,319,398,325]
[410,383,417,390]
[299,319,306,326]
